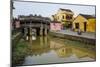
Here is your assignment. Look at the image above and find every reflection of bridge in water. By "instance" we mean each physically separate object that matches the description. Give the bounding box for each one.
[25,36,95,59]
[22,36,95,65]
[19,15,51,40]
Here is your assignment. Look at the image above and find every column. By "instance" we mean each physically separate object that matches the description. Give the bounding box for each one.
[29,27,32,41]
[44,24,47,36]
[40,23,43,36]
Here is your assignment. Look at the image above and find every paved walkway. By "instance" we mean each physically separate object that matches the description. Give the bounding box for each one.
[51,30,96,39]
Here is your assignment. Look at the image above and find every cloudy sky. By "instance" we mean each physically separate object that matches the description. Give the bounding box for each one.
[13,1,96,18]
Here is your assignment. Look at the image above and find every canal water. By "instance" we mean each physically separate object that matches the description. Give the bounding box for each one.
[19,36,96,65]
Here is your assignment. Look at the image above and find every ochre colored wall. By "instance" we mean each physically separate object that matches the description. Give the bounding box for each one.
[73,15,96,32]
[87,19,96,32]
[73,15,88,32]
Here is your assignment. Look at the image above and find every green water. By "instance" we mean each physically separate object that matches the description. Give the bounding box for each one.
[12,36,96,66]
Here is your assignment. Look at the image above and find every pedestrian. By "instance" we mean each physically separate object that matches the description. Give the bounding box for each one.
[77,29,82,35]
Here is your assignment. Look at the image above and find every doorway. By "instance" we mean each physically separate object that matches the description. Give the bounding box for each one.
[84,22,87,32]
[75,23,79,29]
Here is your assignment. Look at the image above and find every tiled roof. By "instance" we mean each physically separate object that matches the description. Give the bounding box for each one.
[60,8,73,12]
[80,14,95,19]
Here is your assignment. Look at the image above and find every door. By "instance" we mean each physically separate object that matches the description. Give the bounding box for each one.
[75,23,79,29]
[84,22,87,32]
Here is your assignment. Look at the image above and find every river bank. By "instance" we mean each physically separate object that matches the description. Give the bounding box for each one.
[49,30,96,45]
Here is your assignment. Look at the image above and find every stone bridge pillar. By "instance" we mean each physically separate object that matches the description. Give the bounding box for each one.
[24,28,27,37]
[44,24,48,36]
[29,27,32,41]
[40,23,43,36]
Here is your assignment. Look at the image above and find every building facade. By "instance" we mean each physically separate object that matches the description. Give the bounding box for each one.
[50,21,62,31]
[73,14,96,32]
[52,8,74,28]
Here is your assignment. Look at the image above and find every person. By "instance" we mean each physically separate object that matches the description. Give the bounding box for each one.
[77,29,82,35]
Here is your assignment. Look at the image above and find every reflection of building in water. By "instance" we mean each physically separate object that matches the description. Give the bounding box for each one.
[72,47,96,59]
[50,40,64,49]
[49,37,65,49]
[49,38,72,58]
[64,40,96,59]
[49,37,95,59]
[55,47,72,58]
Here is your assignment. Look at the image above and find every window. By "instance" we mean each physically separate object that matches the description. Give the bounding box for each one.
[66,15,72,19]
[62,15,64,19]
[69,16,72,19]
[75,23,79,29]
[66,15,69,19]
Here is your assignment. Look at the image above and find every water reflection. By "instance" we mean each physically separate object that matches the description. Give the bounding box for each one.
[23,36,96,65]
[50,38,72,58]
[27,36,50,56]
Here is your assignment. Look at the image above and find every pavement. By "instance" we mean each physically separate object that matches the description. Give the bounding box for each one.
[51,29,96,39]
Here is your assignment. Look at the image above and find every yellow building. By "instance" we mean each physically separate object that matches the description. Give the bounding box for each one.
[52,8,74,28]
[73,14,96,32]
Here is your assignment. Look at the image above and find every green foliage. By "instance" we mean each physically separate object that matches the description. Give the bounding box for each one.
[12,39,29,66]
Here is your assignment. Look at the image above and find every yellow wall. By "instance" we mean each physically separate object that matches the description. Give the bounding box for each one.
[54,10,73,26]
[73,15,96,32]
[87,19,96,32]
[73,15,87,32]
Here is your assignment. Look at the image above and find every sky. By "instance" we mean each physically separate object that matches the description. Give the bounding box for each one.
[13,1,96,18]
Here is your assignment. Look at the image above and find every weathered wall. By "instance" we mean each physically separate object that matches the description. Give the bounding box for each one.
[87,19,96,32]
[73,15,96,32]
